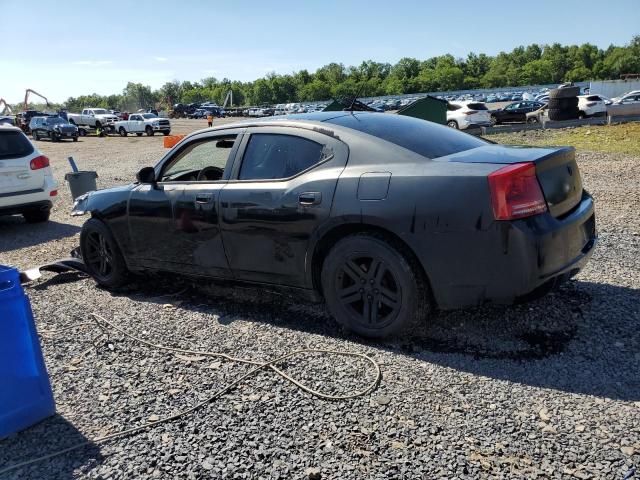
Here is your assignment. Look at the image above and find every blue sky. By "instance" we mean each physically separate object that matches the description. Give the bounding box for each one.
[1,0,638,103]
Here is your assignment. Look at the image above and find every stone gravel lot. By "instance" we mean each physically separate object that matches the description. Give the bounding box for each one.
[0,120,638,479]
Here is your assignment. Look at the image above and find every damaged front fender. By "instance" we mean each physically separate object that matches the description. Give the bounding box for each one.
[71,192,91,216]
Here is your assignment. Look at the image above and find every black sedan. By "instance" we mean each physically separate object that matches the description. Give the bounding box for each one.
[490,101,544,124]
[72,112,596,338]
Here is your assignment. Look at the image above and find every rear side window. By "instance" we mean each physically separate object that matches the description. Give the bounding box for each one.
[586,96,600,101]
[467,103,488,110]
[239,133,325,180]
[0,130,34,159]
[447,103,461,111]
[326,113,487,160]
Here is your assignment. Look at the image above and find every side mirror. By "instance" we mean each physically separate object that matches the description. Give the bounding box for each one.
[136,167,156,184]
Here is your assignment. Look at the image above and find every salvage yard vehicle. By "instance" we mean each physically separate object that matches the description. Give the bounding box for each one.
[29,116,78,142]
[446,101,492,129]
[577,95,608,118]
[490,101,544,124]
[526,104,548,123]
[0,125,57,223]
[66,108,119,129]
[114,113,171,137]
[72,112,596,338]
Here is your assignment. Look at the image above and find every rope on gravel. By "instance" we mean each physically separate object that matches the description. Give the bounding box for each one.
[0,312,381,475]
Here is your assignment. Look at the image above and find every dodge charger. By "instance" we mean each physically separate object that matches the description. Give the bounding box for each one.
[72,112,596,338]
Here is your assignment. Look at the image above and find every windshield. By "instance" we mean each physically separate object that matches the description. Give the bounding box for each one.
[92,109,108,115]
[46,118,66,124]
[142,113,157,119]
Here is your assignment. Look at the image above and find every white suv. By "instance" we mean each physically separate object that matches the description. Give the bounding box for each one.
[446,101,492,129]
[577,95,608,118]
[0,125,57,223]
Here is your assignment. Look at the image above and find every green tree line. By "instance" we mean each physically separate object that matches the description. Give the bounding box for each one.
[55,35,640,112]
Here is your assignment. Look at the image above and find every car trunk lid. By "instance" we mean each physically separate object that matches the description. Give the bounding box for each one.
[443,144,583,218]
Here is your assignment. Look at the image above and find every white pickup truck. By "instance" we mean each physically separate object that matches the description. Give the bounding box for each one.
[66,108,119,128]
[113,113,171,136]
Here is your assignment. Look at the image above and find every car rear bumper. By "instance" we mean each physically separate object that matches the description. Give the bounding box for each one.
[0,199,52,217]
[0,176,58,210]
[430,192,597,309]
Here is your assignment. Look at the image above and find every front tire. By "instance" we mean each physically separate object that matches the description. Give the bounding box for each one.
[80,218,129,288]
[145,126,154,136]
[119,127,127,137]
[32,130,39,140]
[447,120,459,129]
[321,233,429,338]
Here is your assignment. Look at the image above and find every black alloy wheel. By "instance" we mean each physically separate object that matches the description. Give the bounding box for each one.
[335,255,402,329]
[321,233,429,338]
[84,229,114,278]
[80,218,129,288]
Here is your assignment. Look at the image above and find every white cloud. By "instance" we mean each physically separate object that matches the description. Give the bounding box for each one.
[154,56,168,62]
[72,60,113,67]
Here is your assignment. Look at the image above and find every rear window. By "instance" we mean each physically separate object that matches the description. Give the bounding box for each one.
[0,130,34,159]
[326,113,487,160]
[467,103,488,110]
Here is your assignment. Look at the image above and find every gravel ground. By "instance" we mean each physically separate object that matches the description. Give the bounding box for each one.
[0,121,639,479]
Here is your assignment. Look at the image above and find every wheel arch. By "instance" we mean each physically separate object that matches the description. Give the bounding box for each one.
[309,221,435,306]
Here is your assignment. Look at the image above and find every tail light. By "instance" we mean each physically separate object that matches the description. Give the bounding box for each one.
[49,190,58,197]
[30,155,50,170]
[488,162,547,220]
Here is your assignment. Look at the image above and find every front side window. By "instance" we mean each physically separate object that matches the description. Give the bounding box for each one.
[161,135,237,182]
[238,133,325,180]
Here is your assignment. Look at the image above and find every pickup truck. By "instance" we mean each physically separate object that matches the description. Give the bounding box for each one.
[67,108,119,128]
[113,113,171,136]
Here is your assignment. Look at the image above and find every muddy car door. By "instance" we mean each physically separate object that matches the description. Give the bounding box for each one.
[219,127,349,287]
[162,131,243,277]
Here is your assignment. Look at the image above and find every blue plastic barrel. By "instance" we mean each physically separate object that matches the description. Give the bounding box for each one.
[0,265,55,439]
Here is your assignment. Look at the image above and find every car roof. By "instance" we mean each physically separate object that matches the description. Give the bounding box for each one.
[0,123,21,131]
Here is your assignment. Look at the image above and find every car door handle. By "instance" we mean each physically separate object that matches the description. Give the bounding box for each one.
[298,192,322,206]
[195,193,213,204]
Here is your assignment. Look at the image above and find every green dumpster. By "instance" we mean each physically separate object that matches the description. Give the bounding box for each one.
[397,95,447,124]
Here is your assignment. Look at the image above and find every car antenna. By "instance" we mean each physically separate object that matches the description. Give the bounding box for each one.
[347,83,365,113]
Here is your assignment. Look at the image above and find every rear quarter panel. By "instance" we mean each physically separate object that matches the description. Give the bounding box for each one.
[326,137,502,308]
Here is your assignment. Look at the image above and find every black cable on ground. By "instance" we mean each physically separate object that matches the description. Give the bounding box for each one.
[0,312,381,476]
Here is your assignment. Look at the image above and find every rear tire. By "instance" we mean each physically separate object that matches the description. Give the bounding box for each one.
[321,233,430,338]
[32,130,39,140]
[80,218,129,288]
[446,120,459,129]
[145,126,154,136]
[548,107,579,121]
[23,209,50,223]
[549,86,580,99]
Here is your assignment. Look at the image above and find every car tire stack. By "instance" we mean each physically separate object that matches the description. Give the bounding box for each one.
[547,86,580,121]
